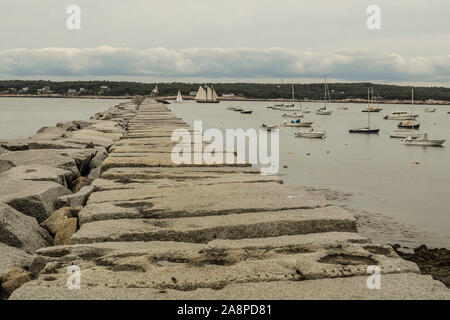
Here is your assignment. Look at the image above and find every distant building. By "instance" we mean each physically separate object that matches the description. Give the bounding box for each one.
[79,88,87,94]
[189,91,197,96]
[19,87,29,93]
[67,89,77,95]
[37,86,51,95]
[99,85,110,95]
[222,93,235,98]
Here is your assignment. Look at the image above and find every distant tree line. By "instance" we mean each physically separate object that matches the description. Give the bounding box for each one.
[1,80,449,101]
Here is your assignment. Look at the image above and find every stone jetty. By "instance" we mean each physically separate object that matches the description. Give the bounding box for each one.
[2,99,449,299]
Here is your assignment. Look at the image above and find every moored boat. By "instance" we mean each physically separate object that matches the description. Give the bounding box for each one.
[282,112,304,118]
[398,121,420,129]
[424,107,436,113]
[281,118,313,127]
[383,111,418,120]
[240,109,253,114]
[295,128,326,138]
[401,134,445,147]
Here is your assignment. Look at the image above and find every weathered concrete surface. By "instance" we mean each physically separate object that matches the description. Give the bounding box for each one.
[73,207,356,243]
[84,183,328,220]
[101,153,247,170]
[0,243,31,280]
[91,174,282,191]
[0,204,52,253]
[0,164,74,187]
[101,166,265,180]
[11,273,450,300]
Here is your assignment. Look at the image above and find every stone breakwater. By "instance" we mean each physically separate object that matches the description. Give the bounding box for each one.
[1,98,449,299]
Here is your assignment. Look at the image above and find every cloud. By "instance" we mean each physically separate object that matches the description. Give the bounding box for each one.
[0,46,449,84]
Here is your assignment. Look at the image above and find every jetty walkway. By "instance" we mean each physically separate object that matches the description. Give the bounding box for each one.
[8,99,450,299]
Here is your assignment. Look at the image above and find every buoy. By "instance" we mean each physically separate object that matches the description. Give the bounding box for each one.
[306,153,310,156]
[283,165,288,168]
[326,150,330,154]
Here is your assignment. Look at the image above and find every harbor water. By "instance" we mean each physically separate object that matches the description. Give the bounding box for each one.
[169,100,450,248]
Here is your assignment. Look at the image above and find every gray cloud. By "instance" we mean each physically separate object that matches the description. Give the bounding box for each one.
[1,47,449,84]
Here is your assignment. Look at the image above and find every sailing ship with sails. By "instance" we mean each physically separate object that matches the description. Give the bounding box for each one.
[175,90,183,103]
[195,85,220,103]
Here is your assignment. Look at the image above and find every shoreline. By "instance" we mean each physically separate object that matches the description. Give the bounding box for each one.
[1,94,450,106]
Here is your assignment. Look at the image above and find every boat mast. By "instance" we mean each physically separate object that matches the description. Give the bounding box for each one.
[291,81,295,103]
[281,79,284,105]
[324,75,327,108]
[411,89,414,134]
[368,88,371,129]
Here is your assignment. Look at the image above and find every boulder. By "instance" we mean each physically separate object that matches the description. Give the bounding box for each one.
[0,179,72,223]
[88,148,108,169]
[1,267,31,295]
[54,218,78,245]
[31,127,67,140]
[87,167,101,180]
[40,206,82,236]
[71,176,92,193]
[0,204,52,253]
[0,164,74,187]
[0,243,31,280]
[0,150,79,175]
[56,121,78,131]
[55,149,97,175]
[57,186,94,207]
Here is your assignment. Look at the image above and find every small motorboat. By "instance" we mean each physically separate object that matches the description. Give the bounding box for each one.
[398,121,420,130]
[281,119,313,127]
[424,107,436,113]
[233,106,243,112]
[401,133,445,147]
[227,106,237,110]
[260,124,279,131]
[240,109,253,114]
[282,113,304,118]
[295,128,326,139]
[383,111,418,120]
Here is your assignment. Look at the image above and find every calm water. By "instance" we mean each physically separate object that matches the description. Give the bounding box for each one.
[0,98,129,139]
[170,100,450,248]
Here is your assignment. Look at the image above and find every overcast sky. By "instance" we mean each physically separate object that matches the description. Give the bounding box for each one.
[1,0,449,85]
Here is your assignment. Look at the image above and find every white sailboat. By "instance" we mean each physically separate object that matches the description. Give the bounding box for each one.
[316,75,333,115]
[175,90,183,103]
[195,85,220,103]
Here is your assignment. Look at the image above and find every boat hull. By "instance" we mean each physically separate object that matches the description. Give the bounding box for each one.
[295,132,326,138]
[402,140,445,146]
[383,115,418,120]
[349,128,380,134]
[196,100,220,103]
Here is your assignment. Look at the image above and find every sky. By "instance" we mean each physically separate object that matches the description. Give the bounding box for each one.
[0,0,449,85]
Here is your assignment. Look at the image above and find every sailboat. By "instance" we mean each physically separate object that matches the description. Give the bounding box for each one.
[279,81,301,111]
[400,89,446,146]
[175,90,183,103]
[349,88,380,134]
[316,76,333,115]
[195,85,220,103]
[362,88,382,112]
